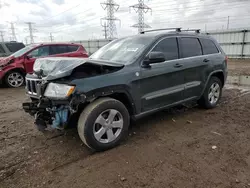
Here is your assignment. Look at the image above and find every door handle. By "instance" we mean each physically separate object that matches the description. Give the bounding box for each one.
[174,63,183,68]
[203,58,210,62]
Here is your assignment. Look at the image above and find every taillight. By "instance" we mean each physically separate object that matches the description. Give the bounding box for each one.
[225,56,228,64]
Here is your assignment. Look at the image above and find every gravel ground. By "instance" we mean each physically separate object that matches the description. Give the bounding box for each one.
[0,60,250,188]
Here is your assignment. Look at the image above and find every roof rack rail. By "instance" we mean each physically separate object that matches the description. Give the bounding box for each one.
[140,27,181,34]
[181,29,201,33]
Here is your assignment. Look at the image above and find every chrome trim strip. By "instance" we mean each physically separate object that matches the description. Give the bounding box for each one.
[185,81,201,89]
[144,81,201,100]
[144,85,185,100]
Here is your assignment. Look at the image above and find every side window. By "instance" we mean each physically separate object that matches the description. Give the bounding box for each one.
[5,43,25,52]
[67,45,79,52]
[28,46,49,58]
[50,45,68,55]
[200,38,219,55]
[0,45,5,53]
[151,38,178,61]
[180,38,202,58]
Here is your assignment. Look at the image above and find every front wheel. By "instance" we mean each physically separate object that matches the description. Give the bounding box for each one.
[5,71,25,88]
[77,98,130,151]
[198,76,222,109]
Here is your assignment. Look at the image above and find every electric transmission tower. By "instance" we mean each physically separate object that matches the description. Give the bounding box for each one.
[101,0,120,39]
[130,0,152,33]
[49,33,54,42]
[25,22,36,44]
[0,31,4,42]
[9,22,17,41]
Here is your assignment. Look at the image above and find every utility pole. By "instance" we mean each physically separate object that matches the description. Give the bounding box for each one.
[25,22,36,44]
[0,31,4,42]
[9,22,17,41]
[101,0,120,39]
[130,0,152,33]
[25,37,28,45]
[227,16,230,29]
[101,22,108,39]
[49,33,54,42]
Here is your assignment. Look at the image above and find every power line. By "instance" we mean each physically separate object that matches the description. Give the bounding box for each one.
[101,0,120,39]
[130,0,152,33]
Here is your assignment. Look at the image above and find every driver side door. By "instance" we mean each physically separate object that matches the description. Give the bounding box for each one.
[24,45,50,73]
[139,37,185,112]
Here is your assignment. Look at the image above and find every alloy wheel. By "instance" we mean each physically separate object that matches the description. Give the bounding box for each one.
[93,109,124,144]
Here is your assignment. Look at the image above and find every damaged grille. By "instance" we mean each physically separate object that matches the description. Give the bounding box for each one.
[25,78,42,98]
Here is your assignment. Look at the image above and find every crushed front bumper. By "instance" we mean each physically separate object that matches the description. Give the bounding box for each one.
[22,94,86,132]
[22,99,70,132]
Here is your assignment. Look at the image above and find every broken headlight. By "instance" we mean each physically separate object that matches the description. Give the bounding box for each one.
[44,83,75,99]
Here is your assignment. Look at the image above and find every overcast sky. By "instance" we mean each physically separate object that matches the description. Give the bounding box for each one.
[0,0,250,43]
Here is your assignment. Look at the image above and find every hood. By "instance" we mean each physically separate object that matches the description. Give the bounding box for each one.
[0,56,15,66]
[33,57,124,81]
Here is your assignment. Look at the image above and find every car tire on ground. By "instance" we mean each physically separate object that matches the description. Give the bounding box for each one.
[77,97,130,151]
[198,76,222,109]
[5,71,25,88]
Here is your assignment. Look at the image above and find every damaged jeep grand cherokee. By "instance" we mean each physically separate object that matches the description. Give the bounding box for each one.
[22,29,227,151]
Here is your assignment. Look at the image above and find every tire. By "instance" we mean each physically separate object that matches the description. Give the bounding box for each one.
[5,71,25,88]
[77,97,130,151]
[198,76,222,109]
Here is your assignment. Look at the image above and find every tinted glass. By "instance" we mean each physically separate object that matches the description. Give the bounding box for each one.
[0,45,5,53]
[5,43,25,52]
[200,38,219,55]
[28,46,49,58]
[68,45,78,52]
[50,45,68,55]
[152,38,178,61]
[180,38,202,58]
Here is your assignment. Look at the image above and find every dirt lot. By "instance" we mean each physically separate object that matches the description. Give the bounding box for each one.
[228,59,250,76]
[1,60,250,188]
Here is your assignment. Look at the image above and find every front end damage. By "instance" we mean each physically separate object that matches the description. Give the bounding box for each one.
[22,91,86,131]
[22,57,123,132]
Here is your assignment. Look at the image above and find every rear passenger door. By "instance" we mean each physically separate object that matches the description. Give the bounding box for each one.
[178,37,209,99]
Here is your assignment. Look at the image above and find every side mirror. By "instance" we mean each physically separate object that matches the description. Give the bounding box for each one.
[148,51,165,63]
[26,55,32,60]
[142,51,165,68]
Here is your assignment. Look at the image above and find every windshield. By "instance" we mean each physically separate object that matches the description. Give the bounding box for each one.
[90,36,154,64]
[11,44,37,58]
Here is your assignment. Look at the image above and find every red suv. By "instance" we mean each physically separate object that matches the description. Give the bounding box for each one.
[0,43,88,87]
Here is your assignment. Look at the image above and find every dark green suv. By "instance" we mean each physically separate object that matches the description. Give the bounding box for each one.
[22,28,228,151]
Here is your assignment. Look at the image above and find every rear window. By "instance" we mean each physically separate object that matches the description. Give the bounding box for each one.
[68,45,78,52]
[0,45,5,53]
[200,38,219,55]
[50,45,68,55]
[5,43,25,52]
[180,38,202,58]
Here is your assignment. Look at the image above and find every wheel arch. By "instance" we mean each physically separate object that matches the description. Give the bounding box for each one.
[200,70,225,97]
[82,85,137,116]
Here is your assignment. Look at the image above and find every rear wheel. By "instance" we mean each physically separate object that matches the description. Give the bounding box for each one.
[77,98,130,151]
[5,71,24,88]
[198,76,222,109]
